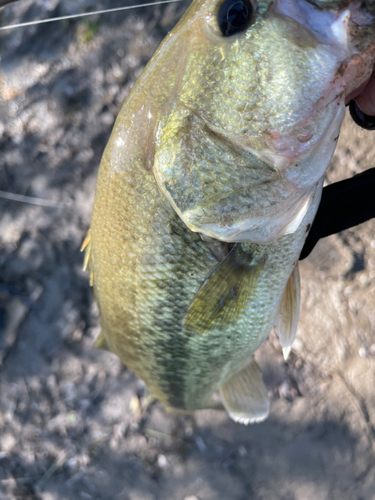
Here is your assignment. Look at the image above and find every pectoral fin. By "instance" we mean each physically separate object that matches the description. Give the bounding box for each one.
[275,263,300,361]
[219,357,269,424]
[183,245,265,334]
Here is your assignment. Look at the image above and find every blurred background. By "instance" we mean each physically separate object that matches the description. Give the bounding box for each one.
[1,1,375,498]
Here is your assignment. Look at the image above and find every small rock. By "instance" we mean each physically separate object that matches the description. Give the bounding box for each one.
[222,458,233,468]
[129,395,141,418]
[238,445,247,457]
[293,339,303,351]
[129,493,155,500]
[295,359,303,369]
[157,454,168,468]
[279,380,290,399]
[195,436,207,452]
[101,112,114,126]
[61,381,76,400]
[80,493,93,500]
[66,457,77,470]
[0,432,16,453]
[359,347,367,358]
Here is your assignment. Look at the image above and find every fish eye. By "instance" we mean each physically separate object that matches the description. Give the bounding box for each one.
[217,0,254,37]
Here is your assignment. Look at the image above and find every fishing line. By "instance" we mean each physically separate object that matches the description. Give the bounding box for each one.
[0,0,183,31]
[0,190,69,208]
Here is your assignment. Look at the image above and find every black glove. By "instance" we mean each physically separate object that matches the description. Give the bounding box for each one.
[300,101,375,260]
[300,166,375,260]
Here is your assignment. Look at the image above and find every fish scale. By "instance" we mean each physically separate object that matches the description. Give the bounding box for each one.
[84,0,375,422]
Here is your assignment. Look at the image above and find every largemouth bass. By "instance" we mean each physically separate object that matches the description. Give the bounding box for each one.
[83,0,375,423]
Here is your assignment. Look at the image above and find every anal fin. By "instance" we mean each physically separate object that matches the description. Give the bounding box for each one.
[220,357,269,425]
[275,263,300,361]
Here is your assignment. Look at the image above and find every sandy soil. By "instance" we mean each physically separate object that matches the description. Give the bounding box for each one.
[1,1,375,499]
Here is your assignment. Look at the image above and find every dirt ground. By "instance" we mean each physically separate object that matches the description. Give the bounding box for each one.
[1,1,375,499]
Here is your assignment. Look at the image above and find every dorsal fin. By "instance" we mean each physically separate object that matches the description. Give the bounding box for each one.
[183,245,266,335]
[275,263,300,360]
[81,230,94,286]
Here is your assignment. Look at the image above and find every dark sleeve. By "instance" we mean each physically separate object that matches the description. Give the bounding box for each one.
[300,167,375,260]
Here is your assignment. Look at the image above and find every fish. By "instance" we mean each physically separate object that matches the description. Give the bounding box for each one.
[82,0,375,424]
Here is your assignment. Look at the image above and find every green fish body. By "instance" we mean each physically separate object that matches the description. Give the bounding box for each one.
[84,0,375,423]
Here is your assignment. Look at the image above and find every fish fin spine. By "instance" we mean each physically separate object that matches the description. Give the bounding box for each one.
[275,263,300,361]
[81,229,94,286]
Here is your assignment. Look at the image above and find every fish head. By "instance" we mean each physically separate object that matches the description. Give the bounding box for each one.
[153,0,375,242]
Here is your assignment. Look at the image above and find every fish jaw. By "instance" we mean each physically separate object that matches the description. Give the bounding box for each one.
[153,0,375,244]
